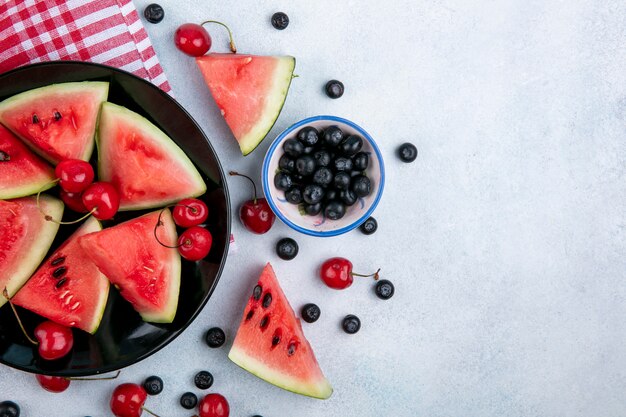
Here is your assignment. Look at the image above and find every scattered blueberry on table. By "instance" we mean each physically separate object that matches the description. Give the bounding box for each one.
[205,327,226,348]
[271,12,289,30]
[180,392,198,409]
[342,314,361,334]
[325,80,344,98]
[375,279,395,300]
[301,303,321,323]
[360,216,378,235]
[0,401,20,417]
[194,370,214,389]
[398,142,418,162]
[142,375,163,395]
[143,3,164,24]
[276,237,299,260]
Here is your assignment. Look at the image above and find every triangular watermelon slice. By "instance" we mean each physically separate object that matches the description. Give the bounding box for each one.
[79,209,181,323]
[229,263,333,399]
[0,124,56,199]
[0,82,109,165]
[97,102,207,211]
[196,54,296,155]
[12,217,110,334]
[0,195,63,308]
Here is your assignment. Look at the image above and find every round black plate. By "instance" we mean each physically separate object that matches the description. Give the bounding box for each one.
[0,61,230,376]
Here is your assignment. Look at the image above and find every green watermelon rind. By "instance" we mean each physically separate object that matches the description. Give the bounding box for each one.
[0,82,109,164]
[0,176,56,200]
[97,102,207,211]
[239,56,296,156]
[0,195,64,308]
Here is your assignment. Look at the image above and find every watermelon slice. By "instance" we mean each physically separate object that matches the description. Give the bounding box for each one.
[79,209,181,323]
[12,217,110,334]
[0,124,55,199]
[229,263,333,399]
[196,54,296,155]
[0,195,63,308]
[97,102,207,211]
[0,82,109,165]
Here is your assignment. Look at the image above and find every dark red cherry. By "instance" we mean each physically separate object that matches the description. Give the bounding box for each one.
[55,159,94,193]
[178,226,212,261]
[174,23,211,56]
[81,182,120,220]
[110,383,147,417]
[198,393,230,417]
[229,171,275,234]
[319,257,380,290]
[35,374,70,393]
[59,189,88,213]
[173,198,208,227]
[34,321,73,360]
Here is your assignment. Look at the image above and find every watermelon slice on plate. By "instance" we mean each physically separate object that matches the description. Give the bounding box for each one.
[0,82,109,165]
[79,209,181,323]
[0,195,63,308]
[0,124,55,199]
[196,54,296,155]
[97,102,207,211]
[12,216,110,334]
[229,263,333,399]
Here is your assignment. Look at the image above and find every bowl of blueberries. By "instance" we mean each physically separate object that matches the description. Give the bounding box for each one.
[262,115,384,237]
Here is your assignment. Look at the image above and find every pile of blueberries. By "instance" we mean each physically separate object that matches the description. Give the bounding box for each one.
[274,125,373,220]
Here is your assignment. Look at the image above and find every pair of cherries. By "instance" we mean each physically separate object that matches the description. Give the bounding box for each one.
[170,198,212,261]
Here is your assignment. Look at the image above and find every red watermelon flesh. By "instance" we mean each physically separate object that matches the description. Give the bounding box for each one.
[12,217,109,334]
[196,54,295,155]
[97,102,206,211]
[0,82,109,164]
[0,195,63,308]
[79,209,181,323]
[0,124,55,199]
[228,263,333,399]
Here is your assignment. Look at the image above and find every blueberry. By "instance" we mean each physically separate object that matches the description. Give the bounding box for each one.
[0,401,19,417]
[180,392,198,409]
[297,126,320,146]
[276,238,299,260]
[205,327,226,348]
[271,12,289,30]
[322,126,344,147]
[313,150,331,167]
[143,3,164,23]
[303,145,315,154]
[283,138,304,157]
[312,167,333,187]
[375,280,394,300]
[398,142,418,162]
[359,217,377,235]
[325,200,346,220]
[303,184,324,204]
[278,154,295,173]
[304,202,323,215]
[194,370,214,389]
[285,187,303,204]
[334,157,353,172]
[274,172,292,191]
[339,135,363,156]
[301,303,321,323]
[342,314,361,334]
[295,155,316,176]
[325,80,344,99]
[353,152,369,171]
[339,189,358,206]
[334,171,351,190]
[324,188,338,202]
[352,175,371,197]
[143,375,163,395]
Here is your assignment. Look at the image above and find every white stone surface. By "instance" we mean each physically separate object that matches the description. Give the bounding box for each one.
[2,1,626,416]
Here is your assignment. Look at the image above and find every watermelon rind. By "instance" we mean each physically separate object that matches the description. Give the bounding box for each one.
[97,102,207,211]
[0,82,109,164]
[0,195,63,308]
[229,345,334,400]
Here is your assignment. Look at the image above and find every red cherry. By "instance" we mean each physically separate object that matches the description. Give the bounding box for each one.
[59,189,88,213]
[199,393,230,417]
[35,374,70,393]
[319,257,380,290]
[55,159,94,193]
[110,383,147,417]
[34,321,74,360]
[229,171,275,234]
[82,182,120,220]
[178,226,212,261]
[175,23,211,56]
[173,198,209,227]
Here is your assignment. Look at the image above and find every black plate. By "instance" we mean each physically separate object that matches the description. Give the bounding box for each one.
[0,61,230,376]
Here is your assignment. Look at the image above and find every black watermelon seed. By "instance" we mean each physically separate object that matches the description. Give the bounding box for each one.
[252,284,262,300]
[0,151,9,161]
[55,278,67,288]
[259,315,270,330]
[50,256,65,266]
[287,341,298,356]
[262,293,272,308]
[54,111,62,121]
[32,114,39,124]
[52,266,67,278]
[245,309,255,321]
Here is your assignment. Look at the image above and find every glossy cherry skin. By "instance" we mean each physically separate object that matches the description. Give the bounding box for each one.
[110,383,147,417]
[320,257,354,289]
[199,393,230,417]
[34,321,74,360]
[82,182,120,220]
[173,198,208,227]
[35,374,70,393]
[59,189,88,213]
[175,23,211,56]
[55,159,94,193]
[178,226,213,261]
[239,198,275,234]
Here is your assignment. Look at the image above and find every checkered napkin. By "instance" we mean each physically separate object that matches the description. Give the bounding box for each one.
[0,0,171,93]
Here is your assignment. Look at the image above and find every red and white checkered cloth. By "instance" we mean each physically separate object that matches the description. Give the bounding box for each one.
[0,0,171,93]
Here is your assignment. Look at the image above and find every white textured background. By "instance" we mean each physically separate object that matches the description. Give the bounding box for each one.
[2,1,626,416]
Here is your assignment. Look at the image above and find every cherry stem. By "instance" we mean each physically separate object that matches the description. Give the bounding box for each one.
[229,171,258,204]
[67,370,121,381]
[36,180,97,224]
[200,20,237,53]
[153,208,182,249]
[2,288,38,345]
[351,268,381,281]
[141,406,162,417]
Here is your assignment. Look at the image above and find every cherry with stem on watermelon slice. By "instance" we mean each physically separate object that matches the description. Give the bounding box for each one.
[229,171,275,234]
[59,189,88,213]
[174,20,237,57]
[111,383,162,417]
[55,159,94,193]
[36,370,121,393]
[319,257,381,290]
